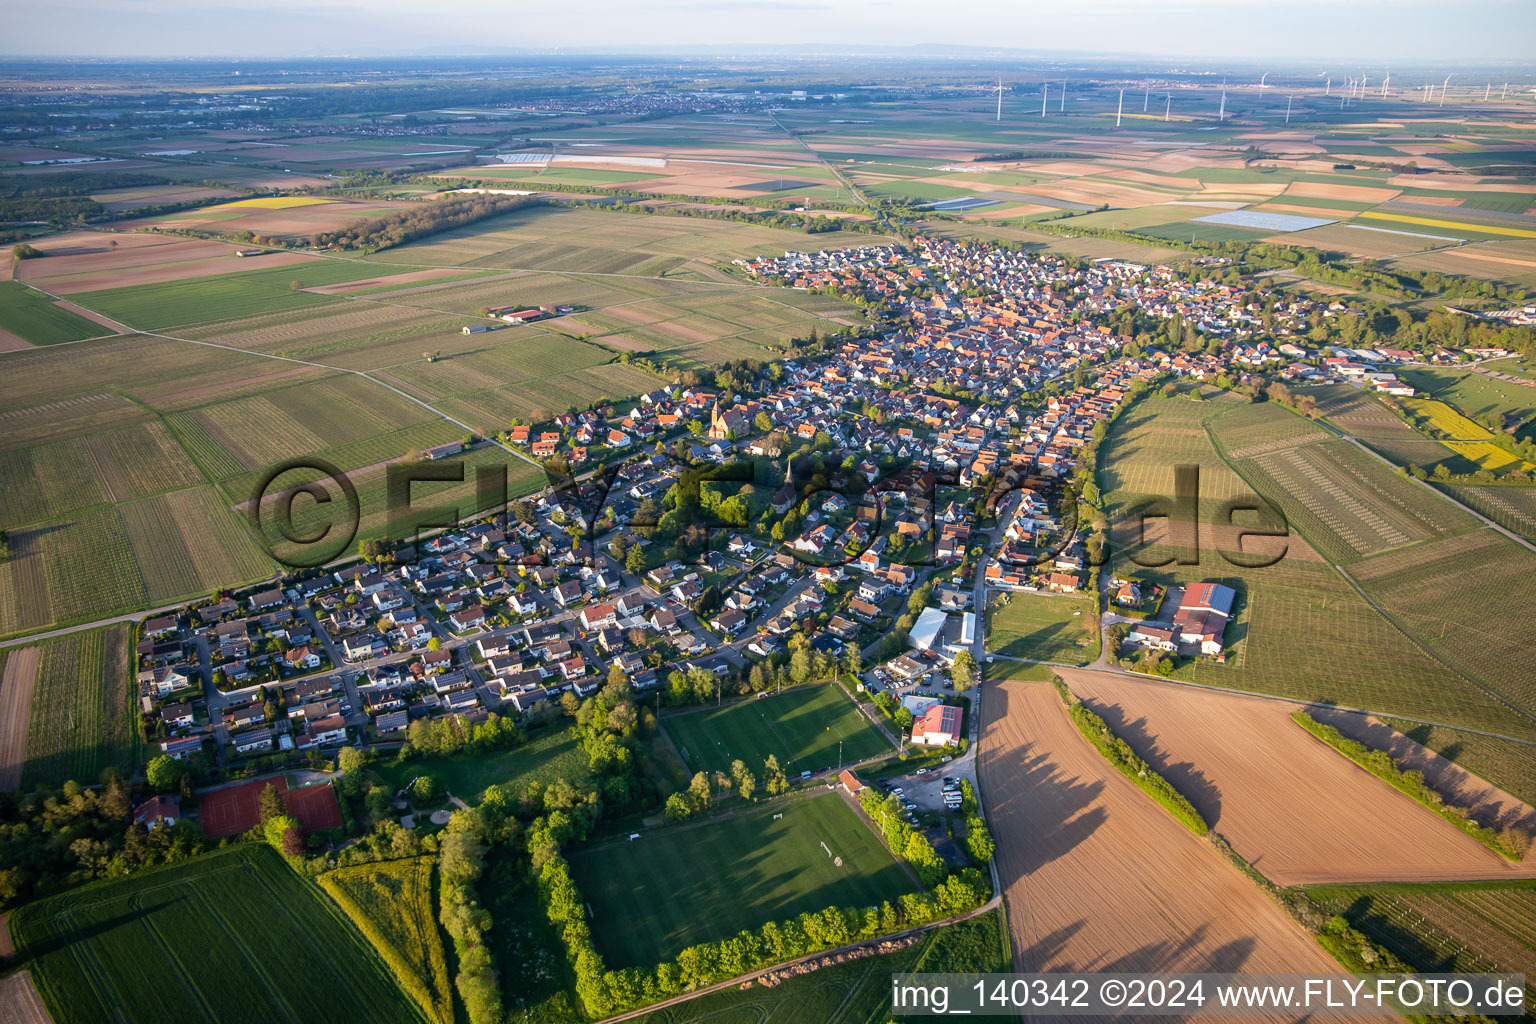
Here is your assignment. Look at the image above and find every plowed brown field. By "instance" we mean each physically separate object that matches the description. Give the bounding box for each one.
[0,971,51,1024]
[1056,670,1536,884]
[0,647,39,792]
[979,678,1345,997]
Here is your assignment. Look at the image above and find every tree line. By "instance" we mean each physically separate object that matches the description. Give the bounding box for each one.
[308,194,535,252]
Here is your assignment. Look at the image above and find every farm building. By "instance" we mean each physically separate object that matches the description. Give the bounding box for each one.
[1172,582,1236,656]
[424,441,465,460]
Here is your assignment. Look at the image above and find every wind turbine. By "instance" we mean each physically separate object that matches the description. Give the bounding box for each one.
[995,77,1003,121]
[1219,77,1227,121]
[1361,75,1369,97]
[1325,75,1331,96]
[1060,79,1066,113]
[1144,88,1150,113]
[1502,82,1509,100]
[1116,88,1125,127]
[1381,73,1390,97]
[1440,74,1453,107]
[1485,83,1491,101]
[1165,93,1171,122]
[1259,71,1269,95]
[1041,81,1048,117]
[1285,94,1294,124]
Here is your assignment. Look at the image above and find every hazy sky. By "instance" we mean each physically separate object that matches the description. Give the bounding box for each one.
[5,0,1534,62]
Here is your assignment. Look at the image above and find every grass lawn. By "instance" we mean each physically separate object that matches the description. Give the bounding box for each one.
[569,793,918,969]
[985,592,1099,664]
[662,683,893,777]
[8,845,422,1024]
[374,722,591,804]
[0,281,106,344]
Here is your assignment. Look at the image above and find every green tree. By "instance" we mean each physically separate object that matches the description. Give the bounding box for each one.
[145,754,181,792]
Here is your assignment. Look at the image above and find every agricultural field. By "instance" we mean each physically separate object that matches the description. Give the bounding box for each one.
[1348,530,1536,718]
[1443,484,1536,541]
[984,591,1099,664]
[1309,383,1427,439]
[365,204,890,279]
[1401,366,1536,439]
[979,678,1345,975]
[8,846,425,1024]
[118,194,413,240]
[1059,671,1535,885]
[249,443,545,563]
[568,793,917,969]
[1205,399,1331,460]
[1235,438,1476,562]
[18,625,136,789]
[64,259,411,330]
[662,683,893,778]
[0,482,275,637]
[12,230,320,295]
[634,909,1010,1024]
[1098,393,1528,737]
[1305,880,1536,1012]
[319,857,452,1024]
[0,281,108,345]
[1401,397,1536,473]
[373,721,591,804]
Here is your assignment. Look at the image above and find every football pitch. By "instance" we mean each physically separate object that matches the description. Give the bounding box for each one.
[662,683,893,777]
[568,793,917,969]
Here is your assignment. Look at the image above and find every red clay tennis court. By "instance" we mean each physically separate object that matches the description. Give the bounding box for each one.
[198,777,342,839]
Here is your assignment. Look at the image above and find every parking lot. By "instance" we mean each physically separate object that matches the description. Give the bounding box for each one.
[879,764,971,818]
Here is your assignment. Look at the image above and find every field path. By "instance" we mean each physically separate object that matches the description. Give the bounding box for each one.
[978,678,1348,994]
[0,971,52,1024]
[0,646,40,791]
[1057,670,1536,884]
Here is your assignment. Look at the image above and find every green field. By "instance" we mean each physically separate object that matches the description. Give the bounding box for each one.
[1235,438,1474,562]
[0,281,106,344]
[20,625,137,788]
[67,260,412,330]
[569,794,918,969]
[9,845,425,1024]
[1443,484,1536,542]
[663,683,893,777]
[1304,880,1536,1014]
[1399,366,1536,437]
[985,592,1099,663]
[1348,530,1536,718]
[635,908,1010,1024]
[0,482,276,638]
[1097,393,1533,739]
[374,721,591,804]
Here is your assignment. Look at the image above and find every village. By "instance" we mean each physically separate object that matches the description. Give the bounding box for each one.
[129,233,1505,792]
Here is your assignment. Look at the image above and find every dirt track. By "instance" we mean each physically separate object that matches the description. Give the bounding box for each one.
[1057,670,1536,885]
[0,972,51,1024]
[0,646,39,791]
[979,679,1345,1003]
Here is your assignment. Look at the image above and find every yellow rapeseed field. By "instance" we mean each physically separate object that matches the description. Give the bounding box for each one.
[212,196,336,210]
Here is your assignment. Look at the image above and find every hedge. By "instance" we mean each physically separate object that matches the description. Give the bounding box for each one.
[1052,676,1209,835]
